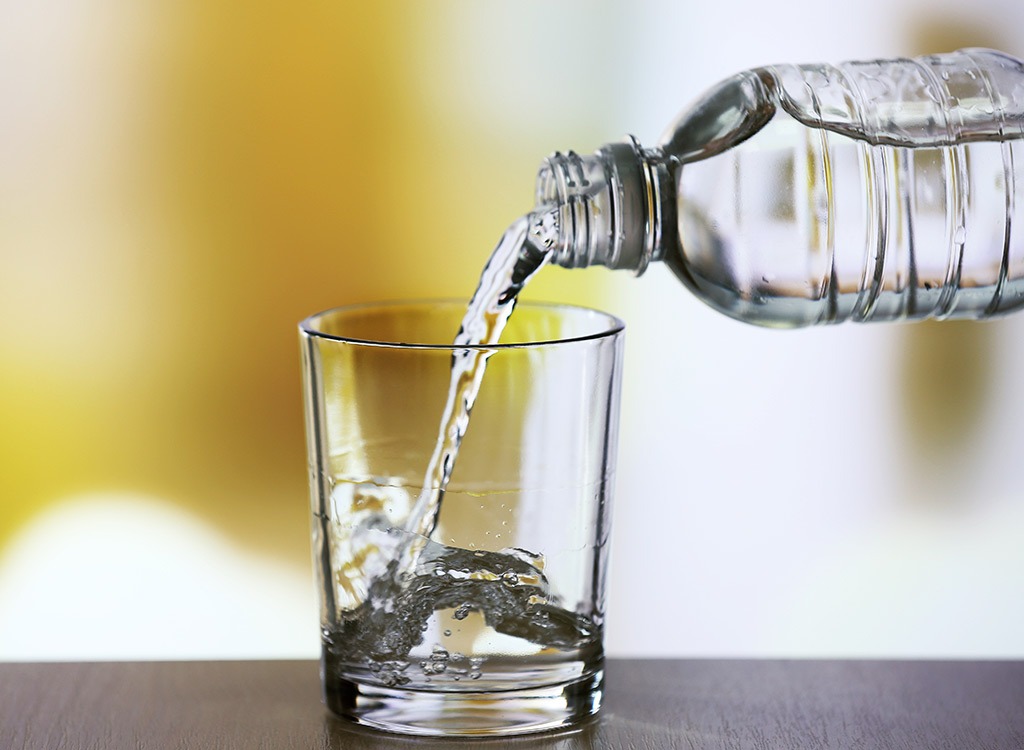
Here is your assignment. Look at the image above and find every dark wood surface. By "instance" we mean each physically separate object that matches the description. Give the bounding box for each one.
[3,659,1023,749]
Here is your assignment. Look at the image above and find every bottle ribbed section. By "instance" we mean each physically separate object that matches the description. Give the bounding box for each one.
[786,49,1024,323]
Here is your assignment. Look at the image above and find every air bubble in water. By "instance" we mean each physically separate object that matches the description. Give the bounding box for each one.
[381,671,411,687]
[420,645,450,675]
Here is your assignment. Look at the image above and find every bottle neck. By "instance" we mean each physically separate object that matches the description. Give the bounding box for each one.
[535,137,675,274]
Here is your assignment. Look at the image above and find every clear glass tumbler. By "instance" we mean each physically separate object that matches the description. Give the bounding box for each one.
[299,300,624,737]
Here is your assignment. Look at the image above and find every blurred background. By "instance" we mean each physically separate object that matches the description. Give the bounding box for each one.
[3,0,1024,660]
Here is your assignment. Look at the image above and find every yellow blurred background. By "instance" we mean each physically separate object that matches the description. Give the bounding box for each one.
[3,1,1024,659]
[0,3,587,556]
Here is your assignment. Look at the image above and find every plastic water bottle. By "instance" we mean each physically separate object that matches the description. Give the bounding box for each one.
[536,48,1024,327]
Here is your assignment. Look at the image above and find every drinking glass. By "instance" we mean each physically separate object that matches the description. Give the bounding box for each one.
[299,300,624,737]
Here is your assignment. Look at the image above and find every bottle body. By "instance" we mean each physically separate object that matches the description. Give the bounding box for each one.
[537,48,1024,327]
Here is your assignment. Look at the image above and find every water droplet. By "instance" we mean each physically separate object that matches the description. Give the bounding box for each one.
[954,225,967,245]
[453,604,472,620]
[443,629,452,637]
[469,671,482,680]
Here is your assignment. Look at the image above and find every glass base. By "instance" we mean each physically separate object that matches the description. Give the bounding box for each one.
[323,669,603,737]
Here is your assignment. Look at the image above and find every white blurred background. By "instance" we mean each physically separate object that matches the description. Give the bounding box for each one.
[2,0,1023,660]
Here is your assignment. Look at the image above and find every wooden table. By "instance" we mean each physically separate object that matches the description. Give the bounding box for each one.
[3,659,1023,748]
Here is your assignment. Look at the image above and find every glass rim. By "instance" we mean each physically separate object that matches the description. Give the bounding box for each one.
[299,299,625,350]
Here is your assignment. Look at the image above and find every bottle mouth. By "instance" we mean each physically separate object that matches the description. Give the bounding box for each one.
[535,138,658,274]
[535,150,595,269]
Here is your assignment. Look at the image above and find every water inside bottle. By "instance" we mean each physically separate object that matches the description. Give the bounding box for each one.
[670,55,1024,327]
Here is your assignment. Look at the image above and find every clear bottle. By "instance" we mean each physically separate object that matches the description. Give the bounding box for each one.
[536,48,1024,327]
